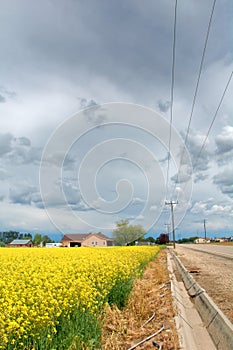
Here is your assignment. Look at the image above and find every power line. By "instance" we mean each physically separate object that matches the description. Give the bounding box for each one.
[172,69,232,236]
[193,69,233,171]
[165,0,178,201]
[172,0,217,197]
[174,69,233,231]
[182,0,217,154]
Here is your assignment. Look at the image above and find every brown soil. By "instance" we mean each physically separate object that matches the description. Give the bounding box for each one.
[101,250,179,350]
[175,246,233,323]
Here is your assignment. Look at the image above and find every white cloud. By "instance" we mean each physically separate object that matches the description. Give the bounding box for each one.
[149,205,158,212]
[191,199,233,217]
[131,197,145,205]
[206,204,232,215]
[191,201,207,214]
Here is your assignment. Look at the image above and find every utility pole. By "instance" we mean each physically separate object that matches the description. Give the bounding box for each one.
[165,201,178,248]
[204,219,207,242]
[165,223,171,242]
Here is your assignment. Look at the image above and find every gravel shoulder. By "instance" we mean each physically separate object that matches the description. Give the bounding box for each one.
[174,245,233,323]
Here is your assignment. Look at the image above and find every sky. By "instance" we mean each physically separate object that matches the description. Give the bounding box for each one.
[0,0,233,240]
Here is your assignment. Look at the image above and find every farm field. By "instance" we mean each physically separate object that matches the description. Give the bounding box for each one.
[175,245,233,323]
[0,246,161,349]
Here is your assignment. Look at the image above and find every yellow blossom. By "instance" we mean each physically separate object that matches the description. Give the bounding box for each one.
[0,246,159,349]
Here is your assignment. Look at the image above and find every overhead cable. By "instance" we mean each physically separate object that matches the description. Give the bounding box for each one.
[165,0,178,201]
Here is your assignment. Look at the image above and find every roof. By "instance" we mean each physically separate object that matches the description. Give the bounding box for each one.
[62,234,90,242]
[10,239,32,245]
[62,233,113,242]
[91,233,113,241]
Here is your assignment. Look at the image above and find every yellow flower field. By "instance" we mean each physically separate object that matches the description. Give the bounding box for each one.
[0,246,159,349]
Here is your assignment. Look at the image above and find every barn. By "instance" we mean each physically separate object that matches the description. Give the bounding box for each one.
[61,233,114,247]
[7,239,34,247]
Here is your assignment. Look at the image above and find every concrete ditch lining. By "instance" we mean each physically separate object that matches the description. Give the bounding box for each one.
[167,250,216,350]
[168,248,233,350]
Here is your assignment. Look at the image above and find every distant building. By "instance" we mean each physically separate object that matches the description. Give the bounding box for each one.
[135,241,154,246]
[61,233,114,247]
[45,243,62,248]
[7,239,33,247]
[214,237,230,243]
[194,238,210,244]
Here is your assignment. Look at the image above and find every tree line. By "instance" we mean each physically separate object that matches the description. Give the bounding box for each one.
[1,221,172,248]
[0,231,53,246]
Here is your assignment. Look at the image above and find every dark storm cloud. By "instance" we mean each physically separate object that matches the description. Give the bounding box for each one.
[171,172,191,184]
[0,133,13,156]
[1,0,230,102]
[0,133,41,164]
[180,130,211,172]
[42,151,75,170]
[0,86,17,99]
[9,183,43,207]
[157,100,170,113]
[10,137,41,165]
[0,0,232,233]
[215,126,233,165]
[194,172,209,183]
[17,137,31,147]
[79,98,107,126]
[8,146,42,165]
[41,179,93,211]
[0,94,6,103]
[213,168,233,198]
[0,168,10,181]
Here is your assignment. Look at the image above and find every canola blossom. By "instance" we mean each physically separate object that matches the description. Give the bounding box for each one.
[0,246,159,349]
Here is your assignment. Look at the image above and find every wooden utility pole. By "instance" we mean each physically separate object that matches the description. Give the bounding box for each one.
[165,201,178,248]
[204,219,207,241]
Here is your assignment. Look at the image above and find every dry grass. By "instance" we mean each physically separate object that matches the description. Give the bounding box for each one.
[101,250,179,350]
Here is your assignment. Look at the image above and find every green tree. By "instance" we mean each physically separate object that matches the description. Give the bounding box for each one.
[18,233,32,240]
[177,236,199,244]
[41,235,53,247]
[145,236,156,243]
[2,231,19,244]
[33,233,43,246]
[113,220,146,246]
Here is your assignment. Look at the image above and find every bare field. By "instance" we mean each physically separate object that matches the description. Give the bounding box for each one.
[174,245,233,323]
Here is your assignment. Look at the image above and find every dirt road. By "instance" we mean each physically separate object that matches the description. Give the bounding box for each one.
[174,244,233,323]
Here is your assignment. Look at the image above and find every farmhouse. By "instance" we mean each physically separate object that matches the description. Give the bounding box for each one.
[194,237,210,244]
[214,237,231,243]
[61,233,114,247]
[7,239,33,247]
